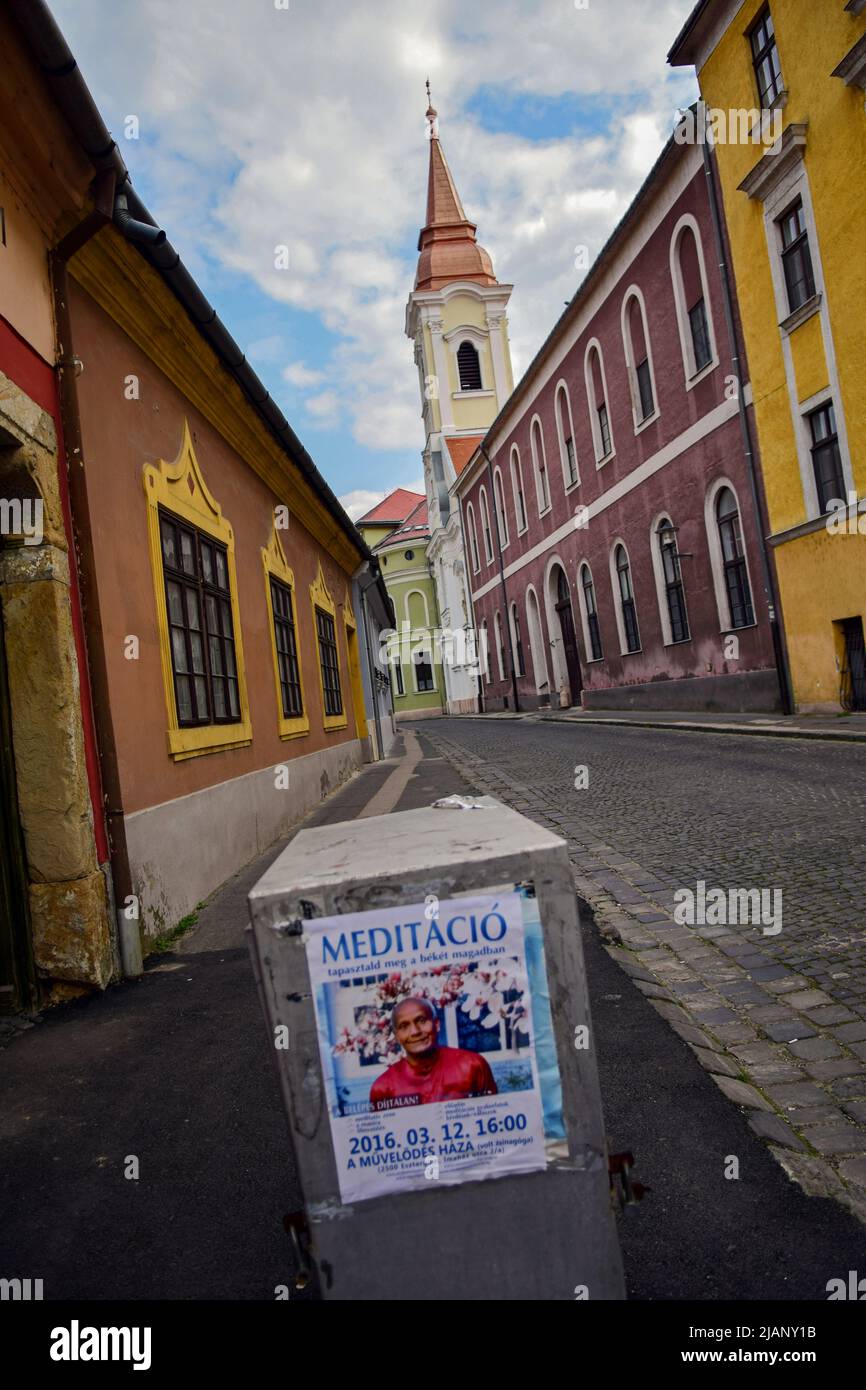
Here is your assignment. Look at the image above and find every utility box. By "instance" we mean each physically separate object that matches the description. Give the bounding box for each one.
[247,797,625,1301]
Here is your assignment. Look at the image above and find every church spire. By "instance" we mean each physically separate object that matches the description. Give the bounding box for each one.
[415,86,498,293]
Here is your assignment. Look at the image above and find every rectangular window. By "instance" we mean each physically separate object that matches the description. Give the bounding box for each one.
[689,298,712,373]
[809,402,845,514]
[750,7,783,109]
[315,606,343,717]
[393,661,405,697]
[779,201,816,314]
[636,358,655,421]
[269,577,303,719]
[415,653,435,693]
[597,403,612,458]
[160,510,240,727]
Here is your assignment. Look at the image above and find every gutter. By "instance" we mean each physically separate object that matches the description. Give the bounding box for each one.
[701,136,794,715]
[9,0,371,567]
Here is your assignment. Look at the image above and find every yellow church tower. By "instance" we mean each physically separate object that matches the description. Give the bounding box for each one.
[405,86,515,713]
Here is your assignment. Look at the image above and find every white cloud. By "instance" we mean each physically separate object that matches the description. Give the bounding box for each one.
[340,489,385,522]
[282,361,325,388]
[51,0,699,468]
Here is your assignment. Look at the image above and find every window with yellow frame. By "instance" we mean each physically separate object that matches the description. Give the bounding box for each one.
[310,563,347,732]
[143,421,253,761]
[262,523,310,740]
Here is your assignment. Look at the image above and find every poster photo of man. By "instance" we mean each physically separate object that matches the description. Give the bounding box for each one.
[370,996,498,1109]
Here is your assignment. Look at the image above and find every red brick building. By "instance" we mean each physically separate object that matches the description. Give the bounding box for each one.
[456,136,787,714]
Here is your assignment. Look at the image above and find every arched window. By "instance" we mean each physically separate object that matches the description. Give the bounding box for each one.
[492,466,509,548]
[479,485,493,564]
[465,502,480,573]
[621,288,657,427]
[655,517,690,643]
[580,564,603,661]
[511,446,527,534]
[509,602,525,677]
[670,215,717,385]
[716,488,755,629]
[612,543,641,653]
[585,341,614,464]
[480,618,490,683]
[555,383,579,488]
[494,611,506,681]
[457,340,483,391]
[530,417,550,514]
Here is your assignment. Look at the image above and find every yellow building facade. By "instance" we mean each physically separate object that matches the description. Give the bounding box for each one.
[671,0,866,711]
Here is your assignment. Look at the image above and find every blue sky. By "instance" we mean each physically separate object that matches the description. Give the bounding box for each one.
[49,0,697,518]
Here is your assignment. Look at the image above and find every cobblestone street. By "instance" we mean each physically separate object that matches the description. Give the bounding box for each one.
[417,716,866,1216]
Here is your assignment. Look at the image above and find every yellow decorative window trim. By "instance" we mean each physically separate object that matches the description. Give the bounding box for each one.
[310,562,348,731]
[143,420,253,761]
[262,524,310,741]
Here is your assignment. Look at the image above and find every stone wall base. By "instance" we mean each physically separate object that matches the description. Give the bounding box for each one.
[29,870,113,990]
[581,668,782,713]
[124,740,364,938]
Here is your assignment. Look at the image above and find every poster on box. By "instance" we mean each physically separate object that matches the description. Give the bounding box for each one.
[303,886,564,1204]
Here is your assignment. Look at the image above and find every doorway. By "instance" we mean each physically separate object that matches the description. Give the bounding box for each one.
[840,617,866,711]
[553,566,583,706]
[0,600,36,1011]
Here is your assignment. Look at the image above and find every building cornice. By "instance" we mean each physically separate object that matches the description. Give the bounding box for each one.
[833,32,866,91]
[738,124,809,202]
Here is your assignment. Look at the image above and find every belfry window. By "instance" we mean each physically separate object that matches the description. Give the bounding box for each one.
[457,341,483,391]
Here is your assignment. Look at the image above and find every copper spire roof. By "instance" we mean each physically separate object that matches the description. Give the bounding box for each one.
[415,88,498,293]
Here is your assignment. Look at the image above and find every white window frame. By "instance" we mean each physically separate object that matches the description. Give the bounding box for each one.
[465,501,480,574]
[492,465,510,550]
[493,610,506,681]
[411,646,438,695]
[576,561,603,664]
[747,147,855,521]
[509,601,524,677]
[530,415,551,516]
[609,538,641,656]
[669,213,719,389]
[584,339,615,466]
[525,584,549,695]
[510,445,528,535]
[621,285,660,434]
[703,477,757,634]
[479,484,494,565]
[554,380,580,490]
[649,512,691,647]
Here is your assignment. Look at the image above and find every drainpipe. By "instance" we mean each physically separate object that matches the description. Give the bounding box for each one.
[356,565,385,760]
[479,444,520,713]
[51,169,140,977]
[702,137,794,716]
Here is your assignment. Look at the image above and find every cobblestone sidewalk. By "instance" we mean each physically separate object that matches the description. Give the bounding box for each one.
[422,724,866,1224]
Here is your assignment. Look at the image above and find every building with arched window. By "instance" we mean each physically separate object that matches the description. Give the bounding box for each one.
[455,128,782,713]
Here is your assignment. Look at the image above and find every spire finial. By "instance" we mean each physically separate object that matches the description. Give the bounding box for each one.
[425,77,438,138]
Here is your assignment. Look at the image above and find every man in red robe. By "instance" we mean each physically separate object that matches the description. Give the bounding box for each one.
[370,996,497,1109]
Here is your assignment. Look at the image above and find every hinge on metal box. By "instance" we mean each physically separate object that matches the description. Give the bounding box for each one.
[282,1210,313,1290]
[608,1150,650,1211]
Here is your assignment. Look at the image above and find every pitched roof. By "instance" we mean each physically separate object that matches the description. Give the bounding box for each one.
[443,434,485,476]
[415,105,498,292]
[373,496,431,551]
[356,487,425,526]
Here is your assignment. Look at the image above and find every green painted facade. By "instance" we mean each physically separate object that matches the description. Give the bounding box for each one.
[358,521,444,718]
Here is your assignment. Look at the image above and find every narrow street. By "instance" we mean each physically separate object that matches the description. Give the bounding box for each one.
[2,723,864,1301]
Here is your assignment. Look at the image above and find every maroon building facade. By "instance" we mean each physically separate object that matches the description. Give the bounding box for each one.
[455,137,785,714]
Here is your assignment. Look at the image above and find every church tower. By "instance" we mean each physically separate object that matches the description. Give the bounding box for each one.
[405,87,514,714]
